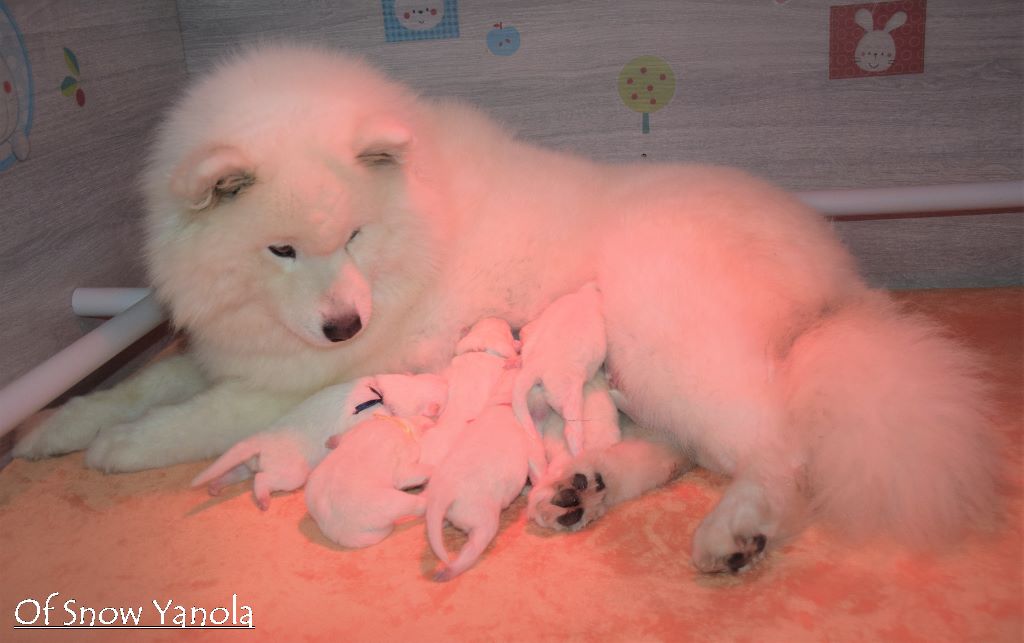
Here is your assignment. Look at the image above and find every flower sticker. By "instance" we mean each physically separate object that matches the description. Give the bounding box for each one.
[59,47,85,106]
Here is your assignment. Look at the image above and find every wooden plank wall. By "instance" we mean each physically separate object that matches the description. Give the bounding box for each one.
[176,1,1021,188]
[0,1,187,390]
[174,0,1022,287]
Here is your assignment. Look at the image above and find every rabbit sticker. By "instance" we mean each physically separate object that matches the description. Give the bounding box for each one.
[0,2,31,171]
[854,9,906,72]
[829,1,926,80]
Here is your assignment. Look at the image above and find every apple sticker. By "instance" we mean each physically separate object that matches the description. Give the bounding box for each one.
[487,22,520,56]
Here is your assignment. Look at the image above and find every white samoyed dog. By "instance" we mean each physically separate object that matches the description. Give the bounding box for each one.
[14,44,996,573]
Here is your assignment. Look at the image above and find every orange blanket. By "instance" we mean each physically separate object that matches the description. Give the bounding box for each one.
[2,288,1020,642]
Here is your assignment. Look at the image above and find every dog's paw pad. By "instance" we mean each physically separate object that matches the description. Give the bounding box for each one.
[724,534,767,573]
[528,470,608,531]
[556,507,585,527]
[551,487,580,507]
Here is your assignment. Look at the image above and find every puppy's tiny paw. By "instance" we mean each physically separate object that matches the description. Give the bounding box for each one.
[528,469,608,531]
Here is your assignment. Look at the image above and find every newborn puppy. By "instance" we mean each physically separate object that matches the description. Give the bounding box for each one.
[307,413,433,548]
[419,317,519,469]
[191,373,447,509]
[426,369,545,581]
[535,370,622,476]
[512,282,606,457]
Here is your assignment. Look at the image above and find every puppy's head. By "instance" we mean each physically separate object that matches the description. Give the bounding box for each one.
[374,372,449,419]
[455,317,519,358]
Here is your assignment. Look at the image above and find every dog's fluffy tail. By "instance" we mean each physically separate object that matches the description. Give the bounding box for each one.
[190,438,262,491]
[784,291,998,545]
[434,512,500,582]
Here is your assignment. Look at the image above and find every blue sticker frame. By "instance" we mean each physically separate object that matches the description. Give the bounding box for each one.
[382,0,459,43]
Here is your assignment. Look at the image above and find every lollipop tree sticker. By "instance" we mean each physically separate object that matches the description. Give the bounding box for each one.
[618,56,676,134]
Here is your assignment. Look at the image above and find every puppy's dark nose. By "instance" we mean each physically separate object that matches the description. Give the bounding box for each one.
[322,315,362,343]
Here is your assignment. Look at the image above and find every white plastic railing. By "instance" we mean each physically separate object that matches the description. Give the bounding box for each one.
[0,290,165,438]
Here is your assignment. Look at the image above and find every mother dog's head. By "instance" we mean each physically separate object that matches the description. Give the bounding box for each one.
[142,45,442,360]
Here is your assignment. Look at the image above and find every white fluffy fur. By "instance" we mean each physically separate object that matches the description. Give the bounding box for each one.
[16,44,997,571]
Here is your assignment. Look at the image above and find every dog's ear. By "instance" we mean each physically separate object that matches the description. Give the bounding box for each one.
[171,146,255,211]
[354,117,412,168]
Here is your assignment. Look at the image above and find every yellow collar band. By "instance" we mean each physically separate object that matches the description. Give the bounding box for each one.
[373,412,418,439]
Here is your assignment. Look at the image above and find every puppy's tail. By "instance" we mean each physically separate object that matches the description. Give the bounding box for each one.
[426,492,455,566]
[190,438,263,492]
[511,368,541,439]
[784,291,999,545]
[434,512,500,582]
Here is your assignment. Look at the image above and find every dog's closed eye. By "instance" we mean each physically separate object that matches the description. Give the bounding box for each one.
[356,151,400,167]
[213,173,256,201]
[174,146,255,212]
[188,172,256,211]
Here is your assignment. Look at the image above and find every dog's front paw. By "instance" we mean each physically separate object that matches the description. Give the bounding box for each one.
[13,396,117,460]
[528,468,609,531]
[693,530,768,574]
[84,423,161,473]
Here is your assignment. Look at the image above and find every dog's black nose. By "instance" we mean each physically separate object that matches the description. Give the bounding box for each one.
[322,315,362,343]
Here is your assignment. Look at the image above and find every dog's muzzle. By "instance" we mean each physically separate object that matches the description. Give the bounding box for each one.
[322,315,362,343]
